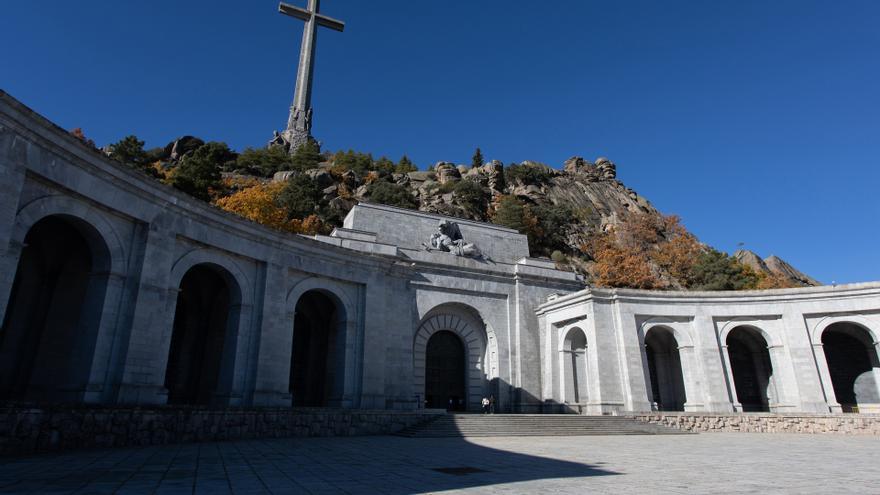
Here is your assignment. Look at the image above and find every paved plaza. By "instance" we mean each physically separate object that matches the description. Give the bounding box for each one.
[0,433,877,494]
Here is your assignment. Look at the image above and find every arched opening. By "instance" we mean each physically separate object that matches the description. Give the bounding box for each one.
[0,215,111,403]
[822,322,880,413]
[165,264,237,405]
[644,327,686,411]
[290,290,344,407]
[563,328,588,405]
[726,326,773,412]
[425,330,466,411]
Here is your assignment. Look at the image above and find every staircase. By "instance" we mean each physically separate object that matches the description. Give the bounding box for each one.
[397,414,688,437]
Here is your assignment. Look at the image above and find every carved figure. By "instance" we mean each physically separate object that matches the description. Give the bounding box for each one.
[424,220,481,258]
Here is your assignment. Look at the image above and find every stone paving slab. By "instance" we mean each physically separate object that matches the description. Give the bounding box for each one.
[0,433,876,494]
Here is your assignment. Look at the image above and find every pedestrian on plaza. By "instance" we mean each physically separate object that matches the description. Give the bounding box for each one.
[489,395,495,414]
[481,396,490,414]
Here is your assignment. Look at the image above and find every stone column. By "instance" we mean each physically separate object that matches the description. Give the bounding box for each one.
[678,345,704,411]
[251,263,293,407]
[812,342,841,413]
[114,218,177,405]
[0,128,28,323]
[82,271,128,403]
[719,344,741,411]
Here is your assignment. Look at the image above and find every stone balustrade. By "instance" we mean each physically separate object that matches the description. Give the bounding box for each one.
[629,412,880,435]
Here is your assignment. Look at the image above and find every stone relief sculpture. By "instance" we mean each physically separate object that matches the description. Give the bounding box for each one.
[423,220,481,258]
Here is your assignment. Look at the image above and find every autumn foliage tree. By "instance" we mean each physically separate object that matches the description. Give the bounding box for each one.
[214,181,326,234]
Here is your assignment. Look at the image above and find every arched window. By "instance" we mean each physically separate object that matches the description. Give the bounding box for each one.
[290,290,345,407]
[0,215,111,403]
[563,328,588,404]
[726,326,773,412]
[644,327,686,411]
[165,264,239,405]
[822,322,880,413]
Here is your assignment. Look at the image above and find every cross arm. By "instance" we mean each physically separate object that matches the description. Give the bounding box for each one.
[315,14,345,32]
[278,2,345,32]
[278,2,311,22]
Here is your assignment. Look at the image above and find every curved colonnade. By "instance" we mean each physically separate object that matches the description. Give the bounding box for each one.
[1,92,878,415]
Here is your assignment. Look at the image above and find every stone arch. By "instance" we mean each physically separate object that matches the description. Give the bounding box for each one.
[719,320,780,349]
[286,277,359,408]
[0,210,117,403]
[560,327,588,405]
[810,315,880,345]
[164,262,243,405]
[817,320,880,413]
[643,326,687,411]
[414,303,496,412]
[640,317,695,348]
[169,249,250,307]
[724,325,775,412]
[12,195,126,276]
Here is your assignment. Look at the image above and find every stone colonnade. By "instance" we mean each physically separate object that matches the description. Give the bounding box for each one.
[537,288,880,414]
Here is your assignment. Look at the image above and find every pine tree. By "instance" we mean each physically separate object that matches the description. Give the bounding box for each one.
[290,141,322,171]
[395,154,417,173]
[471,147,484,169]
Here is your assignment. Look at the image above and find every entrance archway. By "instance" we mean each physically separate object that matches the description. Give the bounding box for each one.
[645,327,686,411]
[822,322,880,412]
[562,328,588,405]
[0,215,111,403]
[165,264,238,405]
[425,330,466,411]
[290,290,344,407]
[726,326,773,412]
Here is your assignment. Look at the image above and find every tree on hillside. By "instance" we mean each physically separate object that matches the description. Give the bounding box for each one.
[278,174,322,219]
[291,141,323,170]
[690,249,759,291]
[236,146,296,177]
[168,142,235,201]
[395,155,417,173]
[367,181,418,209]
[374,156,395,174]
[108,135,148,168]
[471,147,484,169]
[214,181,294,232]
[584,231,664,289]
[452,179,487,215]
[491,195,526,232]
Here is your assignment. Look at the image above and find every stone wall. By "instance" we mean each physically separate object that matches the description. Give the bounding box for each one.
[629,413,880,435]
[0,406,443,456]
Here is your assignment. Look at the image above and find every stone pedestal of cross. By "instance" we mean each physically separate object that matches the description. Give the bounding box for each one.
[275,0,344,153]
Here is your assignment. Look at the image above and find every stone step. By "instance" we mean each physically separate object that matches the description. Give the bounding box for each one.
[397,414,689,437]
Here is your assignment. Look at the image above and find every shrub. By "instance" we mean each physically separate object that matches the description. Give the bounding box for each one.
[236,146,296,177]
[367,181,418,209]
[168,142,235,201]
[504,162,553,185]
[395,155,417,173]
[278,174,321,219]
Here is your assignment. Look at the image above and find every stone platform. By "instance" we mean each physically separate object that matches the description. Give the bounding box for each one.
[0,433,877,494]
[0,405,442,456]
[629,412,880,434]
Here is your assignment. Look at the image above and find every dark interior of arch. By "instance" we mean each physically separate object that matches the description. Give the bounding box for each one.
[563,329,588,405]
[0,215,108,403]
[165,265,231,405]
[822,323,879,411]
[290,291,341,407]
[425,330,466,411]
[727,327,772,412]
[645,328,686,411]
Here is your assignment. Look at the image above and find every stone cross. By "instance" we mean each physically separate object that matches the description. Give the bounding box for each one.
[278,0,345,152]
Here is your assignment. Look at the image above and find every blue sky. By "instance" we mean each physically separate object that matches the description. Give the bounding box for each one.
[3,1,879,284]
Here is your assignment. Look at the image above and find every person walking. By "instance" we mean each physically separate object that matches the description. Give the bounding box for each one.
[489,395,496,414]
[481,396,490,414]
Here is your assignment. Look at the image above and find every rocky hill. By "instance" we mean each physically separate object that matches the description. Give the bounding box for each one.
[98,132,818,290]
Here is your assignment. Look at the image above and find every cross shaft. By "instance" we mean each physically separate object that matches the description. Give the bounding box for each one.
[278,0,345,146]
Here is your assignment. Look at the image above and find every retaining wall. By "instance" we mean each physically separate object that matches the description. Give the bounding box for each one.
[629,412,880,435]
[0,405,444,455]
